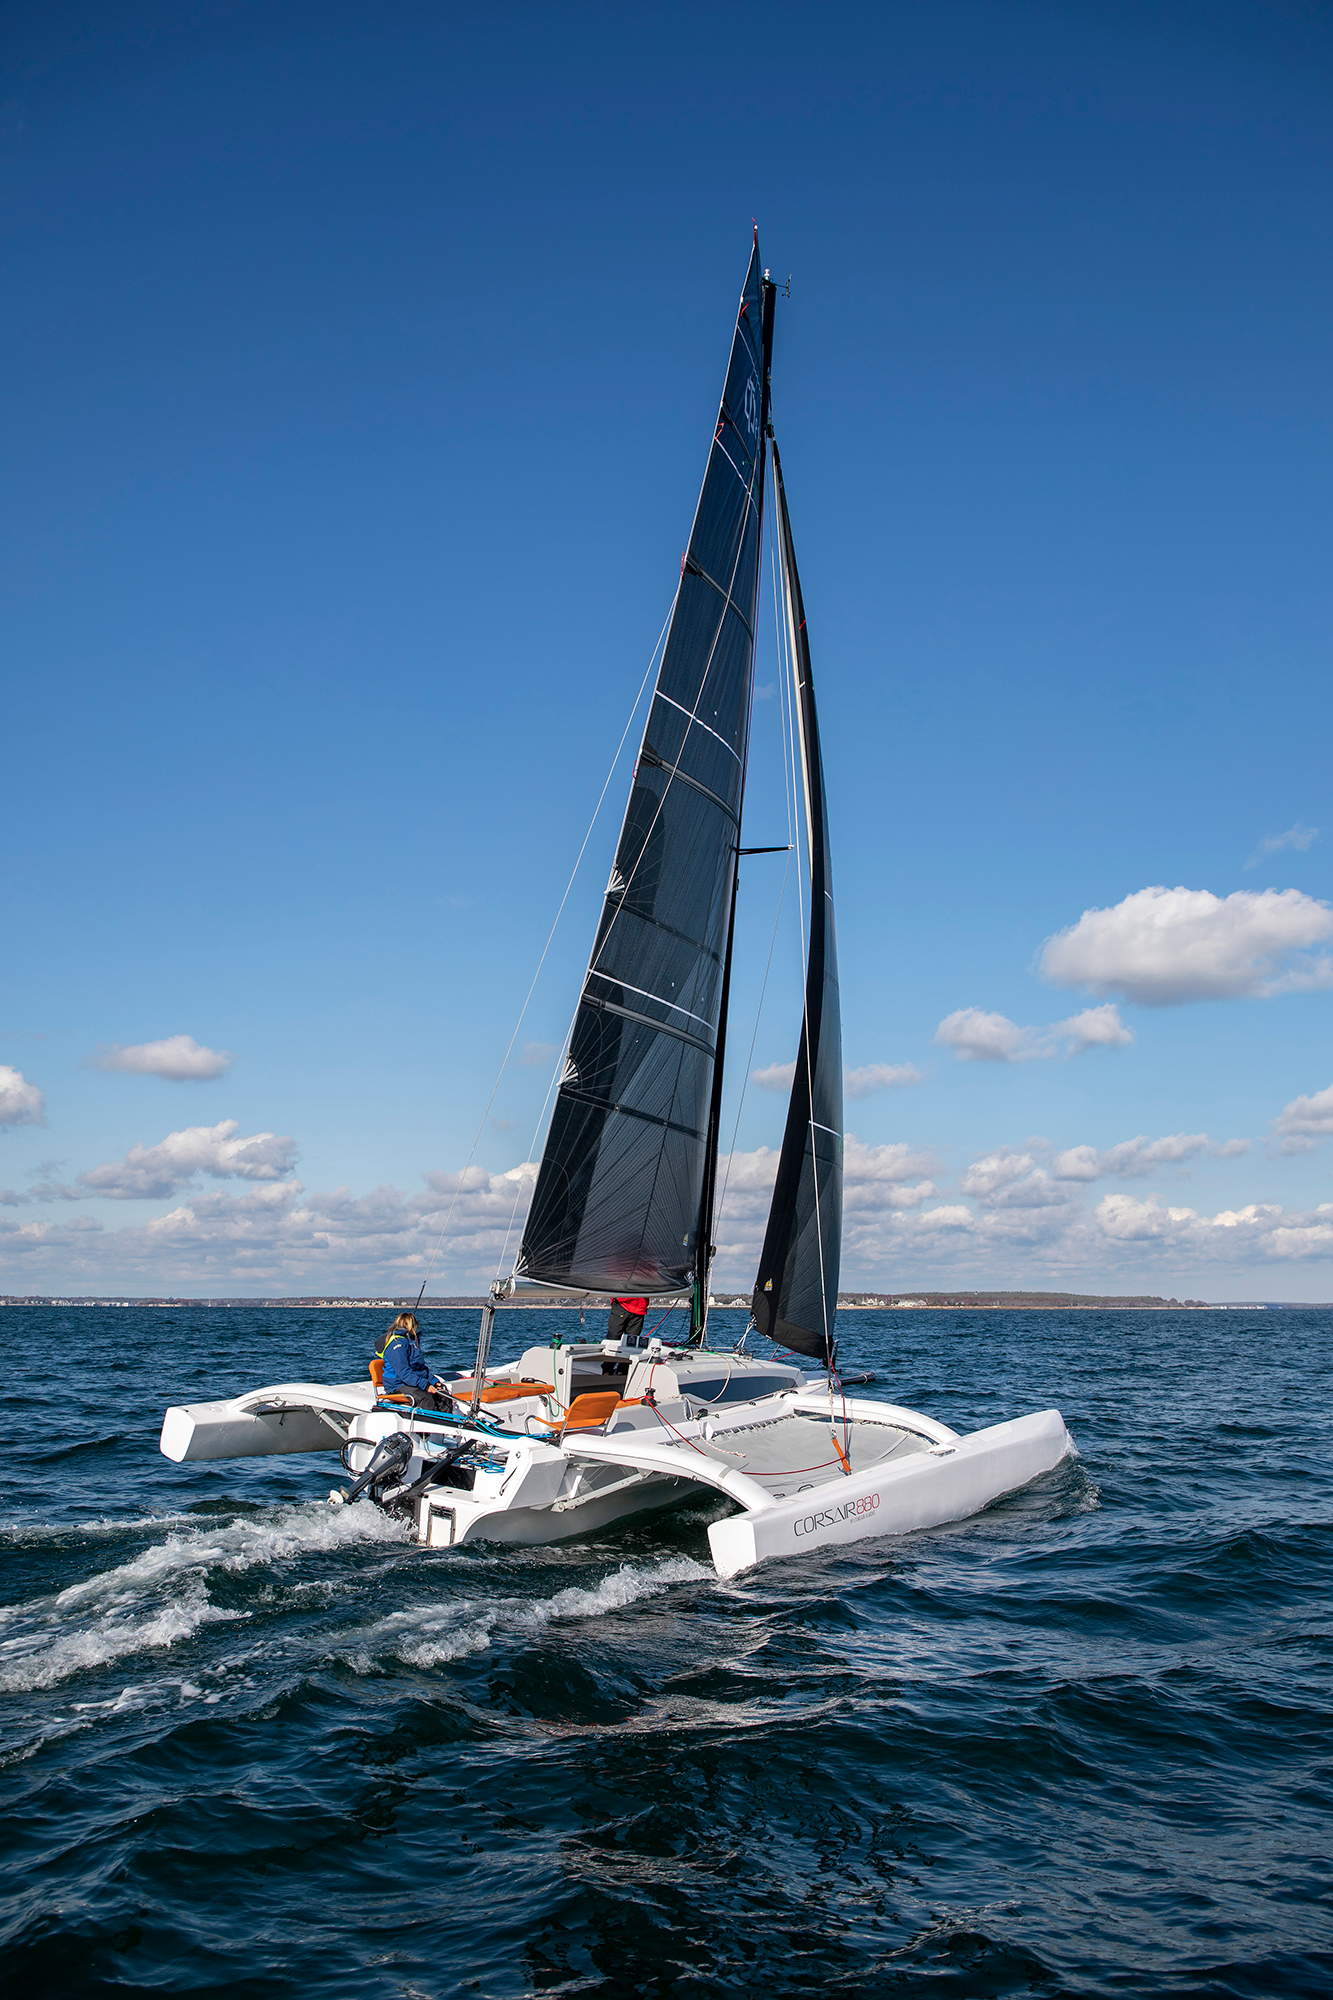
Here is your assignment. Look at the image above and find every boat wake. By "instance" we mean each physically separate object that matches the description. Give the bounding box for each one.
[341,1553,713,1672]
[0,1499,408,1695]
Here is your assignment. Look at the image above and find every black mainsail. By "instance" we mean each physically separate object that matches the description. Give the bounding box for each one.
[516,241,774,1297]
[749,441,844,1363]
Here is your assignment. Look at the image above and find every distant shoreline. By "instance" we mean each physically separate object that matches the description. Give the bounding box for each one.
[1,1292,1324,1310]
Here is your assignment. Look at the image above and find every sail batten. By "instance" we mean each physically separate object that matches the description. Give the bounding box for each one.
[516,241,770,1296]
[750,441,844,1364]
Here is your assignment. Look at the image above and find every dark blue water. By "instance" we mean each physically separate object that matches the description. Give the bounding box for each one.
[2,1306,1330,1998]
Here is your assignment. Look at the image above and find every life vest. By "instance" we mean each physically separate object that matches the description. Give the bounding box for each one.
[374,1328,414,1380]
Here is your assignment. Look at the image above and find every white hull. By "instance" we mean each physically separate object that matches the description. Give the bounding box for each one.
[159,1382,375,1462]
[429,1472,697,1548]
[706,1407,1071,1577]
[158,1336,1074,1578]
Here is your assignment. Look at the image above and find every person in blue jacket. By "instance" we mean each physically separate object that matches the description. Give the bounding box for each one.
[375,1312,454,1410]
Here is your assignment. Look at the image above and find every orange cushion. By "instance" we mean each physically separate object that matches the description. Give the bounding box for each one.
[482,1380,554,1405]
[450,1378,554,1404]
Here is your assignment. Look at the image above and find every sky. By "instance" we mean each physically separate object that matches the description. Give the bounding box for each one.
[2,0,1331,1301]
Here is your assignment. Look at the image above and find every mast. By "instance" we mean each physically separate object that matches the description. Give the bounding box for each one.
[690,267,777,1342]
[749,438,844,1365]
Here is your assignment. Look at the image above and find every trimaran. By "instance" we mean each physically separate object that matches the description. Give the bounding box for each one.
[160,236,1072,1577]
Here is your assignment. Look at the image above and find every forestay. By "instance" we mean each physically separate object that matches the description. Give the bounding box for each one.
[517,240,770,1295]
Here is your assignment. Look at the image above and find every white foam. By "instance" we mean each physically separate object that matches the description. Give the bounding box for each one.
[0,1499,409,1694]
[356,1554,712,1670]
[0,1511,210,1552]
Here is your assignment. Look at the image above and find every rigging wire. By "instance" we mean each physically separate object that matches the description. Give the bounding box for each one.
[409,597,677,1307]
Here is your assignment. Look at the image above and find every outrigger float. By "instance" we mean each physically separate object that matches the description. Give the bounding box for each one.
[159,236,1073,1577]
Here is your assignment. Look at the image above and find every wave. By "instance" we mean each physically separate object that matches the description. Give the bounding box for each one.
[0,1510,202,1545]
[0,1499,408,1694]
[342,1554,713,1672]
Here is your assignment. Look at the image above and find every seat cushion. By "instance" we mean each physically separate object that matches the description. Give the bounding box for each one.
[450,1378,554,1405]
[560,1391,624,1431]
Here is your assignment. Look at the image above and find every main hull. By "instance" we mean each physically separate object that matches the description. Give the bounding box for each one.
[429,1471,697,1548]
[157,1338,1074,1579]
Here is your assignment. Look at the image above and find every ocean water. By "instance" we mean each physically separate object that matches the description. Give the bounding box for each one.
[2,1304,1330,1999]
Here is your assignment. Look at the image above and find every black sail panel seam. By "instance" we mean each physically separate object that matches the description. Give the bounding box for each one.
[582,993,716,1058]
[602,899,722,966]
[682,556,755,640]
[558,1084,703,1140]
[637,749,739,824]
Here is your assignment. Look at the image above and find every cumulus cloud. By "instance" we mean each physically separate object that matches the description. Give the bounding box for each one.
[77,1122,298,1199]
[934,1003,1133,1063]
[519,1042,558,1068]
[758,1060,924,1095]
[0,1066,45,1129]
[844,1063,923,1098]
[960,1150,1073,1210]
[1090,1192,1333,1259]
[1270,1083,1333,1156]
[1039,886,1333,1006]
[0,1161,542,1292]
[1053,1133,1250,1181]
[89,1035,232,1081]
[712,1136,942,1274]
[1245,823,1318,871]
[6,1123,1333,1293]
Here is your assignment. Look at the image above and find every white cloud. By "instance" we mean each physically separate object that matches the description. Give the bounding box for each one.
[77,1121,298,1200]
[519,1042,558,1068]
[1059,1004,1136,1053]
[1094,1193,1305,1250]
[0,1066,45,1129]
[960,1150,1073,1210]
[712,1136,942,1275]
[844,1137,942,1185]
[1245,822,1319,871]
[935,1011,1029,1062]
[1053,1133,1250,1181]
[0,1160,542,1292]
[89,1035,232,1081]
[755,1061,924,1096]
[844,1062,923,1098]
[1040,885,1333,1006]
[934,1003,1133,1063]
[1270,1082,1333,1156]
[6,1122,1333,1294]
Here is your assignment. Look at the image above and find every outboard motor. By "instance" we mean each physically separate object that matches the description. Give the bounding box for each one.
[384,1438,477,1513]
[333,1430,412,1507]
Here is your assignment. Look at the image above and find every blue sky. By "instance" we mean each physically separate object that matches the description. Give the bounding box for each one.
[3,0,1331,1299]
